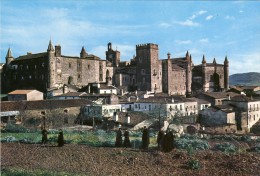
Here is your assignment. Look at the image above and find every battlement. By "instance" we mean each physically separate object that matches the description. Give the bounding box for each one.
[136,43,158,50]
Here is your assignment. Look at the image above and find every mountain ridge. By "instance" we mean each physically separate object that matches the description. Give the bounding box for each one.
[229,72,260,86]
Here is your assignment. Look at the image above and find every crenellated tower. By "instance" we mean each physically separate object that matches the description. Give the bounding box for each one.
[135,43,162,92]
[106,42,120,67]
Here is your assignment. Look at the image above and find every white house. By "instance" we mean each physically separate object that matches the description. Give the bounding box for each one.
[84,104,122,119]
[8,90,44,101]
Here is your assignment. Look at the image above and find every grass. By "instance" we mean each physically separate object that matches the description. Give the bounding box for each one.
[0,131,158,147]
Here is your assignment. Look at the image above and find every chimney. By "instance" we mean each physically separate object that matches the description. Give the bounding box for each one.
[127,97,131,102]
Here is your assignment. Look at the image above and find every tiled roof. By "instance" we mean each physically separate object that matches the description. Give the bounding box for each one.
[99,84,117,89]
[15,52,47,60]
[0,99,91,112]
[55,92,85,97]
[230,95,255,102]
[136,96,196,104]
[8,90,39,95]
[109,111,150,127]
[208,104,234,113]
[201,92,239,99]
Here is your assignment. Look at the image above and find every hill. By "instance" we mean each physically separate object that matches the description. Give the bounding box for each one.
[229,72,260,86]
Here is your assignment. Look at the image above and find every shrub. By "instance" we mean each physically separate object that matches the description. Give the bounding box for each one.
[4,124,28,133]
[214,142,236,153]
[1,136,17,143]
[174,138,210,150]
[187,159,200,170]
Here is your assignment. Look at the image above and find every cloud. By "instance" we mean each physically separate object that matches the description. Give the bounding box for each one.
[230,52,260,74]
[225,15,235,20]
[198,10,207,15]
[175,20,199,27]
[189,10,207,20]
[206,15,213,21]
[175,40,192,44]
[239,10,244,13]
[159,22,172,28]
[199,38,209,43]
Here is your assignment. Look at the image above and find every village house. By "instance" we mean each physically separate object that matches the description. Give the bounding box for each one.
[8,89,44,101]
[196,92,239,106]
[0,99,92,128]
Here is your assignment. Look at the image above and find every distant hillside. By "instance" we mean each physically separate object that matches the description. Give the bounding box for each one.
[229,72,260,86]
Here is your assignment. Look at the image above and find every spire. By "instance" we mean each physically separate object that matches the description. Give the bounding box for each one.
[47,40,54,51]
[202,55,206,64]
[213,58,216,64]
[186,50,189,57]
[80,46,87,58]
[224,56,229,64]
[6,48,13,58]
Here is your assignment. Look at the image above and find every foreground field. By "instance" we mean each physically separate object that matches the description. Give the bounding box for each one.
[1,143,260,176]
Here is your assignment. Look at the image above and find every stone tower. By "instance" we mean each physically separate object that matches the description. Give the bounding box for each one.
[5,48,14,65]
[106,42,120,67]
[47,40,56,89]
[224,56,229,90]
[202,55,207,92]
[135,43,162,92]
[185,51,192,97]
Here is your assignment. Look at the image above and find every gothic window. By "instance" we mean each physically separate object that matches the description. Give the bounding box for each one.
[141,69,145,75]
[78,74,81,79]
[139,57,142,63]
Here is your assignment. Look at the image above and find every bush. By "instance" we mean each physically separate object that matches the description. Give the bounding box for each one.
[1,136,17,143]
[214,142,236,153]
[4,124,28,133]
[187,159,200,170]
[174,138,210,150]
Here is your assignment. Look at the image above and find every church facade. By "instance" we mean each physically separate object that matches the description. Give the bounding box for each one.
[1,41,229,96]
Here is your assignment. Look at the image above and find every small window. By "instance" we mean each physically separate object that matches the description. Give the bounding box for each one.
[69,63,72,68]
[78,74,81,78]
[88,65,90,69]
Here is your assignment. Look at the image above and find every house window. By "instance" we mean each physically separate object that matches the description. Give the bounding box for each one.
[135,104,138,108]
[180,105,182,110]
[138,104,140,109]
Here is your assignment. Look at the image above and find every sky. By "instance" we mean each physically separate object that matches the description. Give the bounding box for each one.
[1,0,260,75]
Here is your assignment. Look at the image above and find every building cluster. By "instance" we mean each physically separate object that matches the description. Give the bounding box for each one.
[0,41,259,135]
[1,41,229,97]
